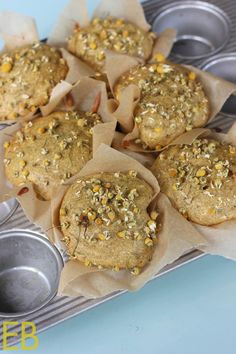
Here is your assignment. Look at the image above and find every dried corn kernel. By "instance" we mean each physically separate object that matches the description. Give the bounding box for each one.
[144,237,154,247]
[3,141,10,149]
[22,170,29,177]
[188,72,196,80]
[215,163,223,171]
[54,153,62,160]
[156,64,164,74]
[116,18,124,26]
[208,207,216,215]
[37,127,46,134]
[151,211,158,220]
[84,260,92,267]
[117,231,126,238]
[98,233,106,241]
[155,127,163,133]
[122,30,129,38]
[88,211,97,222]
[196,168,206,177]
[89,42,97,50]
[131,267,140,276]
[113,265,120,272]
[95,218,103,225]
[0,62,12,73]
[8,112,17,120]
[93,185,101,193]
[19,160,26,168]
[154,53,165,63]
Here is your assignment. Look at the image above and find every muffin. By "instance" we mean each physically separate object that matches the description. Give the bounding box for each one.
[114,61,210,150]
[68,17,154,72]
[0,43,68,121]
[151,138,236,225]
[60,171,159,273]
[4,111,101,200]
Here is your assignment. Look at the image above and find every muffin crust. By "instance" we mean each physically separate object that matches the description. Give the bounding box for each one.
[68,17,154,72]
[0,43,68,120]
[114,62,210,150]
[4,111,101,200]
[152,138,236,225]
[60,172,159,273]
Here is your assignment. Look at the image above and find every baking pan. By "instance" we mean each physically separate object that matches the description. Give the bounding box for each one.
[1,0,236,348]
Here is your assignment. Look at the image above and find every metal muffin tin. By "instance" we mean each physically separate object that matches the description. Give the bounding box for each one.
[0,230,63,318]
[201,53,236,117]
[152,1,231,60]
[1,0,236,348]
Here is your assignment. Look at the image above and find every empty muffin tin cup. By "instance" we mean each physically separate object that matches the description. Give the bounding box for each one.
[152,1,231,59]
[0,230,63,318]
[201,53,236,117]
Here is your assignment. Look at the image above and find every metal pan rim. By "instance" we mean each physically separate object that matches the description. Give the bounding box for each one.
[0,229,64,318]
[151,0,231,60]
[0,199,19,226]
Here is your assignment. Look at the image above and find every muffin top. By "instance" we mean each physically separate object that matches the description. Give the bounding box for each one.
[60,172,159,273]
[152,138,236,225]
[114,61,210,150]
[0,43,68,120]
[68,16,154,72]
[4,111,101,200]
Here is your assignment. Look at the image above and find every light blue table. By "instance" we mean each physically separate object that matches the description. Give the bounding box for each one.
[1,1,236,353]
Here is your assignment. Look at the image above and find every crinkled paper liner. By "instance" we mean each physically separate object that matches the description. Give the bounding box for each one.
[0,77,117,201]
[0,11,95,125]
[9,144,206,299]
[106,46,236,153]
[151,125,236,261]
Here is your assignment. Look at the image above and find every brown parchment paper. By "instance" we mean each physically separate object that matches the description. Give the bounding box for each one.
[112,132,155,168]
[21,144,205,299]
[0,77,117,202]
[151,125,236,261]
[106,47,236,152]
[0,11,95,124]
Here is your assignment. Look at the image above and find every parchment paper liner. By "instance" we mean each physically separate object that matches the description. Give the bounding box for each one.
[151,125,236,261]
[106,50,236,152]
[0,11,95,125]
[8,144,205,299]
[0,77,117,201]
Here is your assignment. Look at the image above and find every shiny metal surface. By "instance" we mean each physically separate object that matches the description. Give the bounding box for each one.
[0,229,63,318]
[201,53,236,117]
[0,199,18,226]
[152,1,231,60]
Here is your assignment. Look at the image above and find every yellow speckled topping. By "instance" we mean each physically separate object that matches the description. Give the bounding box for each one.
[68,17,154,72]
[60,171,160,273]
[0,43,68,120]
[114,62,210,150]
[152,138,236,225]
[4,111,101,200]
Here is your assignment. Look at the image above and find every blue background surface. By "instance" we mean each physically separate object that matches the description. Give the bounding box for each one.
[1,1,236,353]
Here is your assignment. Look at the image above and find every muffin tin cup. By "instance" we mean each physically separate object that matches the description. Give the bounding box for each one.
[201,53,236,117]
[0,230,63,318]
[152,1,231,60]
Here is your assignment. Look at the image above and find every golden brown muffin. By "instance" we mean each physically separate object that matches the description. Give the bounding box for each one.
[60,172,159,273]
[151,138,236,226]
[114,61,210,150]
[68,17,154,72]
[4,111,101,200]
[0,43,68,121]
